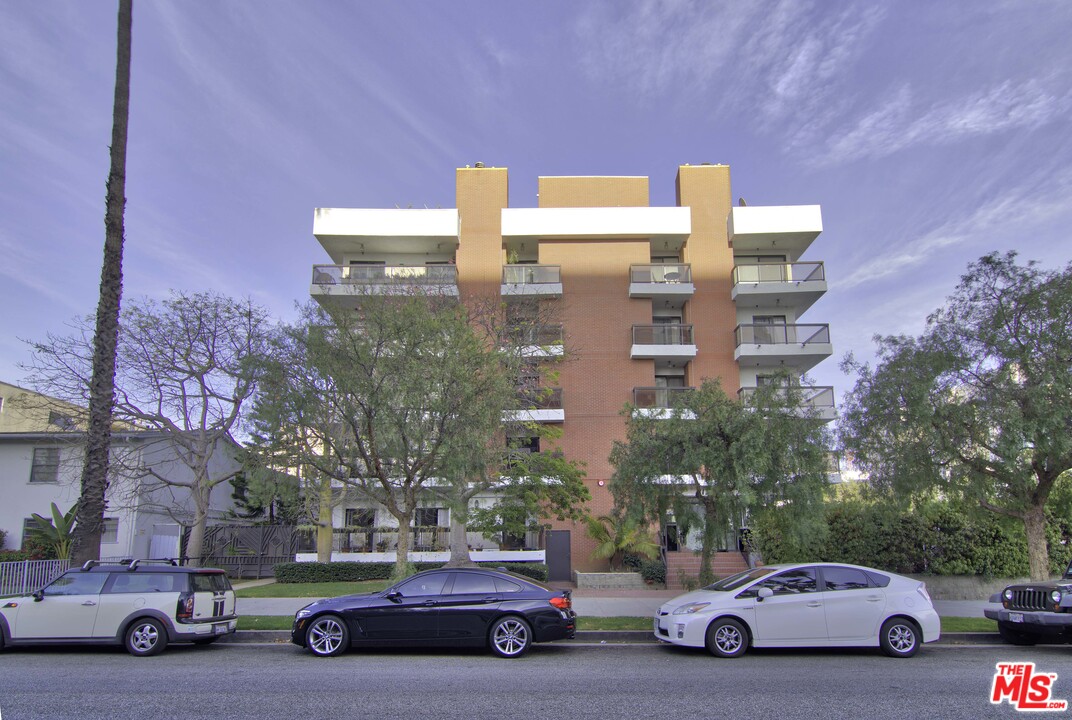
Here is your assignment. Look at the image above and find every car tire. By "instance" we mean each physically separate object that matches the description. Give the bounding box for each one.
[879,617,920,658]
[998,621,1038,646]
[705,617,749,658]
[305,614,349,657]
[125,618,168,657]
[489,616,532,658]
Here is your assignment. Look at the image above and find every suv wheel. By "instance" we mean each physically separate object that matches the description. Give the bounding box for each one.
[998,621,1038,646]
[125,618,168,657]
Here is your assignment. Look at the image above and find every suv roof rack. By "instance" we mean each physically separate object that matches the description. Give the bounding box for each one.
[126,558,179,571]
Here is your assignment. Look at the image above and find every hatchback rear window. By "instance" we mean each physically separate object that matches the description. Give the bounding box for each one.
[191,573,232,592]
[109,572,184,593]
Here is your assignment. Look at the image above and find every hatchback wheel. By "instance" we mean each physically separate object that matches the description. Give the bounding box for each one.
[306,614,349,657]
[705,618,749,658]
[489,616,531,658]
[880,618,920,658]
[125,618,168,657]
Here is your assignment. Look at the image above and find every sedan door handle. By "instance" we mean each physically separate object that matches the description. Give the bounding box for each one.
[81,601,97,606]
[866,597,882,602]
[483,597,498,603]
[423,600,438,607]
[806,601,822,608]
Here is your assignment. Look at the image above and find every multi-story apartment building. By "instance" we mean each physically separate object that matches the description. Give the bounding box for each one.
[308,163,832,579]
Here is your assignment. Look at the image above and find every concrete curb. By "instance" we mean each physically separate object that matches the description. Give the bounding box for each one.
[218,630,1005,646]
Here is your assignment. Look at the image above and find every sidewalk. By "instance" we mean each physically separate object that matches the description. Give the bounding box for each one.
[234,583,996,618]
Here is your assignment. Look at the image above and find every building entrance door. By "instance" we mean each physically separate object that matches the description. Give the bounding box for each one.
[546,530,572,582]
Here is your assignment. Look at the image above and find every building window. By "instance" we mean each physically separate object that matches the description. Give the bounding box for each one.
[29,447,60,483]
[21,518,36,548]
[415,508,441,527]
[101,518,119,544]
[48,410,76,429]
[344,508,374,528]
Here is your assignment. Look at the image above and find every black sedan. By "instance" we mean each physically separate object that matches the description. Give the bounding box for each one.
[291,567,576,658]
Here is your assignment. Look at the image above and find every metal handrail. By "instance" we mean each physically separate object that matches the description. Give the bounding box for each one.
[312,264,458,285]
[630,264,692,284]
[502,264,561,284]
[737,385,835,409]
[632,324,694,345]
[734,324,830,347]
[731,262,824,286]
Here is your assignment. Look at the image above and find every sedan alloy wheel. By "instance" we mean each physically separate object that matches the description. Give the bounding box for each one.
[705,617,749,658]
[489,616,531,658]
[879,618,919,658]
[307,614,349,657]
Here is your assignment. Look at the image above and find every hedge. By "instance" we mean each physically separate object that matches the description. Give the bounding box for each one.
[752,500,1072,577]
[274,561,549,584]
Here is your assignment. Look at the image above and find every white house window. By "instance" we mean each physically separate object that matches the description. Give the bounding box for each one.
[21,518,36,548]
[48,410,76,430]
[101,518,119,544]
[415,508,442,527]
[29,447,61,483]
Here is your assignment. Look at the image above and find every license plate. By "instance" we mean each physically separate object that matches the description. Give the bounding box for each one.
[213,623,228,635]
[1009,612,1024,623]
[653,618,659,632]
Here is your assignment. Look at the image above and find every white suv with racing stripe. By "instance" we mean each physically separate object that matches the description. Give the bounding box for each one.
[0,559,237,656]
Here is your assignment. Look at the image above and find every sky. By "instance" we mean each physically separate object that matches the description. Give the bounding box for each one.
[1,0,1070,405]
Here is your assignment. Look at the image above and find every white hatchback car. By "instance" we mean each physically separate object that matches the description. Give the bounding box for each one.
[0,559,237,656]
[655,563,940,658]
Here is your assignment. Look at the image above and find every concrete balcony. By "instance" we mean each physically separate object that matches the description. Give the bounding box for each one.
[728,205,822,260]
[313,208,459,260]
[737,385,836,422]
[731,262,827,314]
[501,265,562,297]
[630,324,697,361]
[504,388,564,424]
[734,324,832,372]
[311,264,459,301]
[632,387,695,419]
[629,264,694,301]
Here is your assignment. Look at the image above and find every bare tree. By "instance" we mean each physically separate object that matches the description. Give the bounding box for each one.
[26,292,275,564]
[70,0,133,565]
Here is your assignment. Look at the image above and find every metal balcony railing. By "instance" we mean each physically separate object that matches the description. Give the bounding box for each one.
[630,264,692,284]
[737,385,835,410]
[332,526,449,553]
[502,264,561,285]
[734,324,830,347]
[312,264,458,285]
[509,324,564,346]
[516,387,563,410]
[632,324,694,345]
[732,262,824,286]
[633,387,694,409]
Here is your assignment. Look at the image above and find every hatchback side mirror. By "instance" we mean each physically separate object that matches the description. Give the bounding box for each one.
[756,587,774,602]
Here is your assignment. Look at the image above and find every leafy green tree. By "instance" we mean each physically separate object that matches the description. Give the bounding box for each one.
[839,253,1072,580]
[610,378,831,583]
[249,294,523,580]
[30,503,79,560]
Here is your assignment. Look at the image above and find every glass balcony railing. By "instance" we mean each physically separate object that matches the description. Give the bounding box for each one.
[516,387,563,410]
[312,264,458,285]
[632,324,694,345]
[732,262,824,286]
[502,264,561,285]
[633,387,694,409]
[737,386,835,410]
[734,324,830,347]
[508,324,564,346]
[630,264,692,284]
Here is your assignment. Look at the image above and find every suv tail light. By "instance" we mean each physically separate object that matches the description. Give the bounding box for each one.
[550,595,571,611]
[177,592,195,621]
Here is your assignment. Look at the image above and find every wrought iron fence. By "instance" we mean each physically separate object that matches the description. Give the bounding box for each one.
[0,559,70,597]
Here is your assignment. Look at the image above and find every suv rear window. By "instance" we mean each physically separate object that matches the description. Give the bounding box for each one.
[191,573,232,592]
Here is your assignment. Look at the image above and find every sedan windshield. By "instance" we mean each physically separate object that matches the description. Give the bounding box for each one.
[703,567,778,592]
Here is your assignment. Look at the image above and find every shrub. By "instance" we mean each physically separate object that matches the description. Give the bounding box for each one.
[0,528,6,550]
[273,560,549,583]
[639,558,666,585]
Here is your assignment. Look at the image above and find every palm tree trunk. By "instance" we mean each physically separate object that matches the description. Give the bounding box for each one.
[71,0,132,565]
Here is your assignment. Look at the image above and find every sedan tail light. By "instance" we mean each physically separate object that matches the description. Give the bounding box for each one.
[549,595,571,611]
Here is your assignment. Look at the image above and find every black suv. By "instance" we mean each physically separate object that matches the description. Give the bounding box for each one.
[0,559,237,656]
[984,559,1072,645]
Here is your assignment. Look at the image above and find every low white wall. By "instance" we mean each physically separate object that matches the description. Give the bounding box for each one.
[293,550,546,564]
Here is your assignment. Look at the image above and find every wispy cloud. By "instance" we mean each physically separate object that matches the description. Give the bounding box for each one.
[822,79,1071,165]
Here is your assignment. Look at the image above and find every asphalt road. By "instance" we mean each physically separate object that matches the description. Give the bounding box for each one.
[1,642,1069,720]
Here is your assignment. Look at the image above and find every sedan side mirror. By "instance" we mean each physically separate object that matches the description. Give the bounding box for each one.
[756,587,774,602]
[385,590,402,603]
[33,590,44,602]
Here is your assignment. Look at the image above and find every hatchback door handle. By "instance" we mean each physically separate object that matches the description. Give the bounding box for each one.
[82,601,97,606]
[867,597,882,602]
[806,601,822,608]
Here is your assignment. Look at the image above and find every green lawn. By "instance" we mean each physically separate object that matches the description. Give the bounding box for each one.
[239,615,296,631]
[235,580,390,598]
[941,617,997,633]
